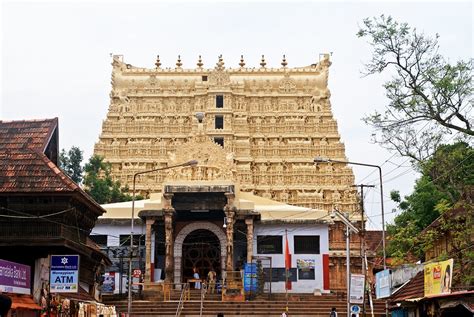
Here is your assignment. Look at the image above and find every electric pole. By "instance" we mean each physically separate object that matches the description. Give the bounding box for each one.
[352,184,375,316]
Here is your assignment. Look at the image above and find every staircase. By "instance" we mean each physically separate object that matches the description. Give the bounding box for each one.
[104,291,387,317]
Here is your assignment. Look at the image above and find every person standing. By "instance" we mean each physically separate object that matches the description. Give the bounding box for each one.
[193,267,201,290]
[207,268,217,294]
[329,307,338,317]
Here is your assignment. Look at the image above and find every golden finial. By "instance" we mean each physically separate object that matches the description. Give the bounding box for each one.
[155,55,161,68]
[281,54,288,67]
[216,55,225,69]
[176,55,182,68]
[260,55,266,68]
[197,55,203,68]
[239,55,246,68]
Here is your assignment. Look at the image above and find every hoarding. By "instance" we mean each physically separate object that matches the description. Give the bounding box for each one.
[0,259,31,295]
[243,263,257,293]
[375,269,391,299]
[349,274,365,304]
[50,255,79,293]
[424,259,453,296]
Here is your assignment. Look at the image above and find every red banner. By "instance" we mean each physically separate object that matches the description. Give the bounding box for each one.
[285,231,292,290]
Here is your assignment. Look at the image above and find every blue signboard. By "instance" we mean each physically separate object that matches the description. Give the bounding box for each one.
[243,263,257,293]
[375,269,391,299]
[50,255,79,293]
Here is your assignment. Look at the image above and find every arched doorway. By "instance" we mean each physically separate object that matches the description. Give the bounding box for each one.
[182,229,221,282]
[174,221,227,286]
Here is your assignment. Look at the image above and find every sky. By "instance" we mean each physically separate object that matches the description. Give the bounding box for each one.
[1,0,472,229]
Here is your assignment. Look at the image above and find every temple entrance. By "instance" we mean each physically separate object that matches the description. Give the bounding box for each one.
[182,229,221,283]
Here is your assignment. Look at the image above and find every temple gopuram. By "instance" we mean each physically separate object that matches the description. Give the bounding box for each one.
[94,54,372,294]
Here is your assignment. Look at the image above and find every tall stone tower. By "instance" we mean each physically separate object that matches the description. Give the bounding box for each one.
[94,54,358,212]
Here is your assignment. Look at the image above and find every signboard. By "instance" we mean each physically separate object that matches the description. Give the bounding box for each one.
[375,269,391,299]
[0,259,31,295]
[50,255,79,293]
[297,259,315,280]
[263,268,297,282]
[101,272,115,293]
[296,259,315,269]
[243,263,257,293]
[424,259,453,296]
[349,274,365,304]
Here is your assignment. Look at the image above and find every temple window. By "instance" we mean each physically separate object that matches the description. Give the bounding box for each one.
[257,235,282,254]
[216,95,224,108]
[214,137,224,147]
[294,235,320,254]
[90,234,108,247]
[215,115,224,129]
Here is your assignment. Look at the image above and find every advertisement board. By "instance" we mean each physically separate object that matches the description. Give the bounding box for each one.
[375,269,391,299]
[0,259,31,295]
[349,274,365,304]
[424,259,453,296]
[50,255,79,293]
[243,263,257,293]
[102,272,115,293]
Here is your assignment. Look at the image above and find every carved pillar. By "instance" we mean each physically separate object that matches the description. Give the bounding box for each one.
[224,193,236,271]
[145,218,155,283]
[245,218,254,263]
[163,193,175,283]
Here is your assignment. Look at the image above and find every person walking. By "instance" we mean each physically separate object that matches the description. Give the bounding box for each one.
[329,307,338,317]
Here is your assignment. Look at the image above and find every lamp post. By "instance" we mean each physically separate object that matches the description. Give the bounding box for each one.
[127,159,198,316]
[314,157,386,270]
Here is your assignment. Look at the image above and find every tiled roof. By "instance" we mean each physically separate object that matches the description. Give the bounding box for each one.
[0,149,79,192]
[390,270,424,302]
[0,119,104,215]
[0,118,58,152]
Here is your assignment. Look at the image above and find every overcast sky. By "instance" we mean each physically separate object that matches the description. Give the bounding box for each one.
[1,0,472,229]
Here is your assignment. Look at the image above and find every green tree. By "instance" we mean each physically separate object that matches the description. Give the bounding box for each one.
[357,15,473,162]
[387,142,474,263]
[58,146,84,184]
[83,155,142,204]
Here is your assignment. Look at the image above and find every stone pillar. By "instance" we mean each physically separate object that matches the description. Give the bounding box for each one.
[224,193,236,271]
[144,218,155,283]
[163,193,175,283]
[245,218,254,264]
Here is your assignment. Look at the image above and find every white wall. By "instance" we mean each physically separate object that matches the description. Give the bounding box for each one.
[93,222,146,247]
[253,223,329,293]
[92,222,146,294]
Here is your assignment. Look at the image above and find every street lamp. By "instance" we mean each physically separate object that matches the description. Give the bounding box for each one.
[127,159,198,316]
[314,157,386,270]
[331,209,359,317]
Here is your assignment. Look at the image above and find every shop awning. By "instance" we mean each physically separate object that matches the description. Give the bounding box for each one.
[9,294,42,310]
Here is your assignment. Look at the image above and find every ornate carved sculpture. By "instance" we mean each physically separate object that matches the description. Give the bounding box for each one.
[95,55,358,212]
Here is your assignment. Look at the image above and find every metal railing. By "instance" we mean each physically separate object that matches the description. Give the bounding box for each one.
[175,283,190,317]
[199,282,207,317]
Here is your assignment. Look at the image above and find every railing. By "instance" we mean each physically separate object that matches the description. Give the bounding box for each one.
[199,282,207,317]
[175,283,190,317]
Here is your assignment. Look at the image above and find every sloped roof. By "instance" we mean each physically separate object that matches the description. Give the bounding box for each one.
[99,191,332,223]
[0,118,58,152]
[0,119,104,214]
[390,270,424,302]
[0,149,79,193]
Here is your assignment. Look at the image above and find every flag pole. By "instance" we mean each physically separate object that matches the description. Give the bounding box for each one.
[285,229,289,315]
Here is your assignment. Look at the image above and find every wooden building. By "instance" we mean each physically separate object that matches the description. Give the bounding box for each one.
[0,118,110,308]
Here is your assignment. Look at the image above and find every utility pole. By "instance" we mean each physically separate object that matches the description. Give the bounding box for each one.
[352,184,375,316]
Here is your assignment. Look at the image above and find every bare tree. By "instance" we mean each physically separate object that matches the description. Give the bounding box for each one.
[358,15,473,162]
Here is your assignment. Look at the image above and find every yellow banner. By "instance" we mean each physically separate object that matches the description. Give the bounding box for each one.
[424,259,453,296]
